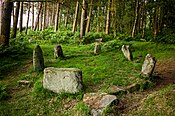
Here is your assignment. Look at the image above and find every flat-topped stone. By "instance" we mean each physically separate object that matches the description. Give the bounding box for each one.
[43,67,83,94]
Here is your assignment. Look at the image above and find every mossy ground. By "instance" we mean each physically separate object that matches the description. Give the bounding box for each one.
[0,38,175,115]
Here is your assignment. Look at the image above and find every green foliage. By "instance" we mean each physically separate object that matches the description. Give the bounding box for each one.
[74,102,90,116]
[0,82,9,101]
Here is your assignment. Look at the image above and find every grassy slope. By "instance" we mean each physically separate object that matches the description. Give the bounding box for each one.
[0,40,175,115]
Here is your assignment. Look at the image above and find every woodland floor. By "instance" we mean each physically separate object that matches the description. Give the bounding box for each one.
[118,58,175,115]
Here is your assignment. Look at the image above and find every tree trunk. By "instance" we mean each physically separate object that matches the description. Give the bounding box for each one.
[0,0,13,46]
[19,2,23,32]
[80,0,87,39]
[65,6,69,27]
[132,0,139,38]
[11,2,20,38]
[54,2,60,32]
[25,2,30,34]
[97,0,100,32]
[43,2,47,30]
[33,2,42,31]
[141,0,145,38]
[72,0,79,32]
[51,4,55,26]
[85,0,93,33]
[106,0,111,35]
[39,6,43,31]
[31,2,34,30]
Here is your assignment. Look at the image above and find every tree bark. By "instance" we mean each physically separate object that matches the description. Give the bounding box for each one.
[72,0,79,32]
[11,2,20,38]
[97,0,100,32]
[54,2,60,32]
[80,0,87,39]
[25,2,30,34]
[106,0,111,35]
[39,6,43,31]
[19,2,23,32]
[51,4,55,26]
[31,2,34,30]
[132,0,139,38]
[33,2,42,31]
[42,2,47,30]
[0,0,13,46]
[85,0,93,33]
[65,6,69,27]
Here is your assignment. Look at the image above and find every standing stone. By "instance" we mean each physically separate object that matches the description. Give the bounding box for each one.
[43,67,83,93]
[83,93,118,116]
[121,45,133,61]
[141,54,156,77]
[54,44,64,59]
[33,45,44,71]
[94,42,101,55]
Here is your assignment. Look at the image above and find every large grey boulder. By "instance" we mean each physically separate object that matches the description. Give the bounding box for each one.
[43,67,83,93]
[141,54,156,77]
[54,44,64,59]
[121,45,133,61]
[83,93,118,116]
[33,45,44,71]
[94,43,101,55]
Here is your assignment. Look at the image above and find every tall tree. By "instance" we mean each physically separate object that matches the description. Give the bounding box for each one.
[43,2,47,30]
[80,0,87,39]
[0,0,13,46]
[19,2,23,32]
[25,2,30,34]
[33,2,42,31]
[11,2,20,38]
[96,0,100,32]
[132,0,139,38]
[72,0,79,32]
[51,4,55,26]
[85,0,93,33]
[65,6,69,27]
[54,2,60,32]
[31,2,34,30]
[106,0,111,35]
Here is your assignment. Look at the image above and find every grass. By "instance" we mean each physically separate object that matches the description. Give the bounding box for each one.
[0,36,175,115]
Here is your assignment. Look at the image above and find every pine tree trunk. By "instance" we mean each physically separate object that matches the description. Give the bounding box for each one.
[65,6,69,27]
[80,0,87,39]
[31,2,34,30]
[25,2,30,34]
[106,0,111,35]
[11,2,20,38]
[39,7,43,31]
[34,2,42,31]
[54,3,60,32]
[0,0,13,46]
[132,0,139,38]
[85,0,93,33]
[51,4,55,26]
[43,2,47,30]
[72,0,79,32]
[97,0,100,32]
[141,0,145,38]
[19,2,23,32]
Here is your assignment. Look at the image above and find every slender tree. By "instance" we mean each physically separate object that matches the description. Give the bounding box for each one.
[19,2,23,32]
[25,2,30,34]
[34,2,43,31]
[72,0,79,32]
[11,2,20,38]
[31,2,34,30]
[54,2,60,32]
[132,0,139,38]
[80,0,87,39]
[106,0,111,34]
[85,0,93,33]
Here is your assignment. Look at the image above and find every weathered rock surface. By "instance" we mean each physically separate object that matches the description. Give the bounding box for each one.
[54,45,64,59]
[83,93,118,116]
[33,45,44,71]
[121,45,133,61]
[43,67,83,93]
[141,54,156,77]
[108,85,127,95]
[94,43,101,55]
[125,83,140,93]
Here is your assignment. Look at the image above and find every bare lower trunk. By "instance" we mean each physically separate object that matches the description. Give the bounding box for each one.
[31,2,34,30]
[54,3,60,32]
[132,0,139,38]
[72,0,79,32]
[51,4,55,26]
[34,2,43,31]
[0,0,13,46]
[43,2,47,30]
[65,6,69,27]
[106,0,111,35]
[11,2,20,38]
[19,2,23,32]
[80,0,87,39]
[85,0,93,33]
[25,2,30,34]
[97,0,100,32]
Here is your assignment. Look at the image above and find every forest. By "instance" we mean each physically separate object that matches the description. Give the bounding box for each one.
[0,0,175,115]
